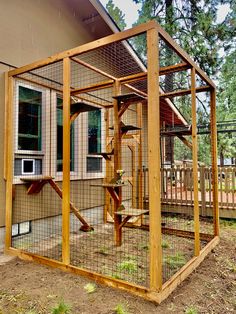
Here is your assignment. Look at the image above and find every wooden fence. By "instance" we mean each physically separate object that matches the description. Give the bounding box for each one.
[142,166,236,218]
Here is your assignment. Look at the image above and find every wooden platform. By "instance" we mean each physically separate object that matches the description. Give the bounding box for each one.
[20,176,93,232]
[116,208,148,216]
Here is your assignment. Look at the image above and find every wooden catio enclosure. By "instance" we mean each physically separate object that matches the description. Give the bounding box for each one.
[5,21,219,303]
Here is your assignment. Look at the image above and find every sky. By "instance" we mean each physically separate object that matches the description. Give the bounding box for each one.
[99,0,230,28]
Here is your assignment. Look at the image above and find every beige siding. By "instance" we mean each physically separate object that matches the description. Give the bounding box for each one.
[0,0,104,226]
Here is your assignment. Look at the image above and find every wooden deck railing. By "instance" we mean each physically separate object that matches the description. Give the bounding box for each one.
[142,166,236,213]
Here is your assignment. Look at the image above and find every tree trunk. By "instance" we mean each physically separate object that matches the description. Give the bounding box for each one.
[220,151,224,167]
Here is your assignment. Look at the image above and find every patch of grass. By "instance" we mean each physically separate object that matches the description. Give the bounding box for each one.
[84,283,96,294]
[114,303,129,314]
[185,306,198,314]
[165,252,186,270]
[225,259,236,273]
[51,300,71,314]
[138,242,149,250]
[220,219,236,229]
[117,259,138,274]
[162,240,170,249]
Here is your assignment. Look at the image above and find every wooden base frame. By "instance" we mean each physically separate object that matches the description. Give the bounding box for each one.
[5,236,219,304]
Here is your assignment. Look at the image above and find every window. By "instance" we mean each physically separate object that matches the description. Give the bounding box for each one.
[56,97,75,172]
[87,109,102,173]
[18,86,42,151]
[12,221,31,237]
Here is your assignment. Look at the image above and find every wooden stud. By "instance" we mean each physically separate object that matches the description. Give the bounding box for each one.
[177,135,193,150]
[160,85,210,98]
[128,145,136,208]
[62,57,71,265]
[210,88,219,236]
[191,67,200,256]
[118,72,147,84]
[4,72,9,180]
[159,62,190,76]
[147,28,162,291]
[137,103,143,209]
[113,80,122,246]
[4,76,13,251]
[71,57,116,80]
[71,79,114,96]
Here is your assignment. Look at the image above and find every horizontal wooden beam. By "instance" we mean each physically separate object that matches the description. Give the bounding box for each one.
[118,72,147,84]
[71,79,114,95]
[71,57,116,80]
[159,62,190,76]
[8,20,157,77]
[160,85,210,98]
[118,63,190,85]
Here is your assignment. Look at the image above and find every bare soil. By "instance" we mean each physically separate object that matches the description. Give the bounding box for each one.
[0,220,235,314]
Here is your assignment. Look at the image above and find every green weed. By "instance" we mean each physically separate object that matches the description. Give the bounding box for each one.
[117,260,138,274]
[165,252,186,270]
[114,303,129,314]
[51,300,71,314]
[185,306,198,314]
[162,240,170,249]
[84,283,96,294]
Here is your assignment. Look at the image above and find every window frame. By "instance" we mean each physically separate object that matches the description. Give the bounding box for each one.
[14,81,50,183]
[81,109,105,180]
[50,92,81,181]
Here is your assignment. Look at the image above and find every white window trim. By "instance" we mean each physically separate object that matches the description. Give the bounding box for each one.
[51,92,81,181]
[81,109,105,180]
[14,81,50,183]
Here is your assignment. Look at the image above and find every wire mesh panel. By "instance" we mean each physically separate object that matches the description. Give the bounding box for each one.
[69,42,150,287]
[11,61,64,261]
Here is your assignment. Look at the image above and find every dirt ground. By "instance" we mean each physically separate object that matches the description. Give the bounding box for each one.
[0,220,235,314]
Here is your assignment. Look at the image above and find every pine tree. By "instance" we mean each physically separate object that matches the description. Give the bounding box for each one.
[106,0,127,30]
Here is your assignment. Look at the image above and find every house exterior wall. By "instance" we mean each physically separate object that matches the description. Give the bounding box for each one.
[0,0,106,236]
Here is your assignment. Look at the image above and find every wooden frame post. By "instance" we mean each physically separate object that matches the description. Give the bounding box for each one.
[147,28,162,291]
[62,57,71,264]
[191,67,200,256]
[137,103,143,209]
[4,76,14,252]
[210,88,219,236]
[113,80,122,245]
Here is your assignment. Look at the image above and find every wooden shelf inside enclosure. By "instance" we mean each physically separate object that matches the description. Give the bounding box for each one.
[113,92,147,103]
[70,102,99,122]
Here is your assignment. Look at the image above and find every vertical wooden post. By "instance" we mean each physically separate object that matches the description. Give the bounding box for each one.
[5,75,13,252]
[210,88,219,236]
[62,57,71,264]
[191,67,200,256]
[137,103,143,209]
[113,80,122,245]
[147,28,162,291]
[200,166,206,216]
[104,109,110,222]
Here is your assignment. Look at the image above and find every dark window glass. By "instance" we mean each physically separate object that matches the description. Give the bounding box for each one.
[57,98,74,172]
[87,109,102,173]
[18,86,42,151]
[88,110,101,154]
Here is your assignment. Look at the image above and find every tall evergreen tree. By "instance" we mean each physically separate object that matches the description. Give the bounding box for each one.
[106,0,127,30]
[133,0,235,77]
